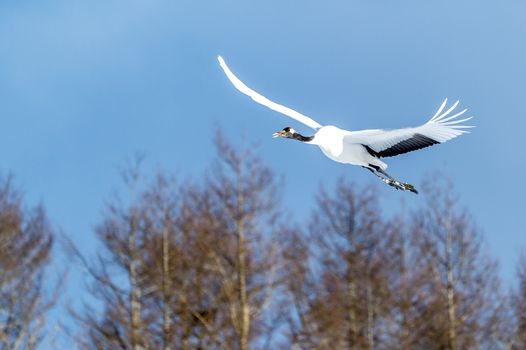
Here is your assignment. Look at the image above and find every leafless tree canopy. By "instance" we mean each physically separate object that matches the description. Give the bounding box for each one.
[71,135,287,350]
[0,175,54,350]
[4,135,524,350]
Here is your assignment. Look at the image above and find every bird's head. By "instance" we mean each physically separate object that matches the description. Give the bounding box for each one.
[272,127,296,139]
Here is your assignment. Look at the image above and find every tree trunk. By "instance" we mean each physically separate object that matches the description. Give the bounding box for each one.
[128,212,142,350]
[446,229,457,350]
[237,216,250,350]
[347,269,357,350]
[162,212,171,350]
[366,277,374,350]
[399,245,410,350]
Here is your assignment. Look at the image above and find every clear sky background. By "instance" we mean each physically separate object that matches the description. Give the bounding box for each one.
[1,0,525,347]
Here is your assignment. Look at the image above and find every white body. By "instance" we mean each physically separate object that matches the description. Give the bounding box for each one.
[308,125,388,170]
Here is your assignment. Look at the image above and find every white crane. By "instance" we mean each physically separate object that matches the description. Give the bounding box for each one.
[217,56,473,194]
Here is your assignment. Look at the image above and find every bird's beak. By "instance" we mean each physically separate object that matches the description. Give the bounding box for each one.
[272,131,285,138]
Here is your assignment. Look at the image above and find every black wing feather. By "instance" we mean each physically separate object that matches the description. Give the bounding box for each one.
[364,133,440,158]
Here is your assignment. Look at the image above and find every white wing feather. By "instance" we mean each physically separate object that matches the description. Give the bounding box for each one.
[345,98,474,155]
[218,56,323,130]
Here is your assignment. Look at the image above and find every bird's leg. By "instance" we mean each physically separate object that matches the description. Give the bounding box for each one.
[364,166,400,188]
[377,168,418,194]
[364,166,418,194]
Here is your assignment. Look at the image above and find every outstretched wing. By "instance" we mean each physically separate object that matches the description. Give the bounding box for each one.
[345,99,474,158]
[217,56,323,130]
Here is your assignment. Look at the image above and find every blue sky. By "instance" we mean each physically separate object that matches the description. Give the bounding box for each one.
[1,0,525,346]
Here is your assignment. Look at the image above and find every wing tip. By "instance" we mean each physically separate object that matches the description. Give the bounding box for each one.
[430,98,449,121]
[430,99,475,124]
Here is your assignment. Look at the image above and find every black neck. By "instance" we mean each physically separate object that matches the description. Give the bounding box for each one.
[292,133,314,142]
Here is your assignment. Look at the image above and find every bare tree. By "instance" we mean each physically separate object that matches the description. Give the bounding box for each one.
[71,134,286,350]
[70,159,155,350]
[71,164,226,349]
[374,216,422,350]
[0,175,54,350]
[189,133,286,350]
[407,179,506,349]
[139,174,225,349]
[284,180,396,350]
[283,178,514,350]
